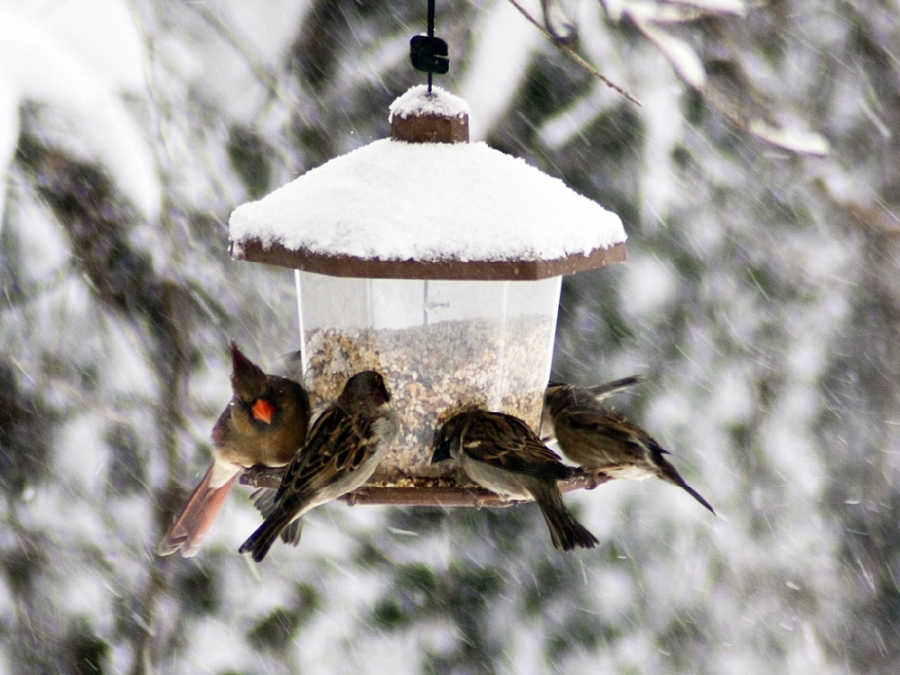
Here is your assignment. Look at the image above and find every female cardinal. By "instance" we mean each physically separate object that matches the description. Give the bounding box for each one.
[158,343,310,557]
[239,370,398,563]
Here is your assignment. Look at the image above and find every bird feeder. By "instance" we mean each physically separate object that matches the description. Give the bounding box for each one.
[228,85,626,506]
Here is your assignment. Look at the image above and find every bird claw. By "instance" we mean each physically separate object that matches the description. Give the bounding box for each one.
[586,468,611,490]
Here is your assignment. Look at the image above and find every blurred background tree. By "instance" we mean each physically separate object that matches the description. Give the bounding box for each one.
[0,0,897,673]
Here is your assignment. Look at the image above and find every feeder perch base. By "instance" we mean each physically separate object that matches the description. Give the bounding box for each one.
[240,465,612,507]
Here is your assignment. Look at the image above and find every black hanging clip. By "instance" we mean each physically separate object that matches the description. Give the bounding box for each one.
[410,35,449,75]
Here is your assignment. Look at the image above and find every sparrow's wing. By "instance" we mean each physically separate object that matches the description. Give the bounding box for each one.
[274,406,381,505]
[563,406,670,457]
[462,413,575,480]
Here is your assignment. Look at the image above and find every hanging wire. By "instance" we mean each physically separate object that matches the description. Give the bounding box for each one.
[410,0,449,92]
[427,0,435,91]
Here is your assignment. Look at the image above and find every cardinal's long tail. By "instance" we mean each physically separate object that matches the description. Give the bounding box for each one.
[158,463,240,558]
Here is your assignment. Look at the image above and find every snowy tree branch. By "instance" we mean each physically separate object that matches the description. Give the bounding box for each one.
[506,0,643,106]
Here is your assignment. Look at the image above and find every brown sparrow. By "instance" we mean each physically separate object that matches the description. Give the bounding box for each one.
[158,343,310,557]
[540,375,645,443]
[239,370,399,562]
[543,382,715,514]
[433,410,599,551]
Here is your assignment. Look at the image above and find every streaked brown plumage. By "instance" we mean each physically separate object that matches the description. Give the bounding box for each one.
[543,381,715,514]
[158,343,310,557]
[433,409,599,551]
[239,370,398,563]
[540,375,645,444]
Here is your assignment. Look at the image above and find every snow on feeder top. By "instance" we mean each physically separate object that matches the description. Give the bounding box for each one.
[228,85,626,505]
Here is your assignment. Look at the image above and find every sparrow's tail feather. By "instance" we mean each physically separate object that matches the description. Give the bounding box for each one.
[584,375,646,401]
[680,483,716,515]
[280,520,303,547]
[532,484,599,551]
[657,457,716,515]
[250,488,303,546]
[239,510,298,562]
[158,465,239,558]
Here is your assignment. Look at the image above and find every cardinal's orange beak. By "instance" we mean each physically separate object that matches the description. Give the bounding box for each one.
[251,398,275,425]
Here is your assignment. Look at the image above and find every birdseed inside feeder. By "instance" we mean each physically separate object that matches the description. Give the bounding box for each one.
[228,85,626,506]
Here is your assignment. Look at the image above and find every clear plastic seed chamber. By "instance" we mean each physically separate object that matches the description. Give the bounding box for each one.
[296,273,562,483]
[228,85,627,504]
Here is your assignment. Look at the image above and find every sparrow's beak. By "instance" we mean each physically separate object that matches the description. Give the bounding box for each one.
[431,433,452,464]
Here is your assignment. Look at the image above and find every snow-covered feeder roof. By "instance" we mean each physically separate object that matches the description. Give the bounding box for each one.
[229,85,626,281]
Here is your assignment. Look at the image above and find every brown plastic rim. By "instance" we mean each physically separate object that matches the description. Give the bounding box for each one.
[230,238,626,281]
[240,465,612,507]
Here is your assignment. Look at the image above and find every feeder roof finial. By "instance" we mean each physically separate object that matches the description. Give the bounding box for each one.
[389,85,470,122]
[390,85,470,145]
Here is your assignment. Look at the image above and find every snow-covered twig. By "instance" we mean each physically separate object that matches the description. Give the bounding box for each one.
[506,0,643,106]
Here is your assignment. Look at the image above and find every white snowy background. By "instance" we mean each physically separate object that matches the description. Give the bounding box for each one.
[0,0,898,674]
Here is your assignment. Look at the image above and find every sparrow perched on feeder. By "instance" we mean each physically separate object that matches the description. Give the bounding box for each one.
[432,410,599,551]
[158,343,311,558]
[543,382,715,514]
[239,370,399,563]
[540,375,645,444]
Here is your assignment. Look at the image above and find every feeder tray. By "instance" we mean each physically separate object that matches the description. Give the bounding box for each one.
[242,465,614,507]
[228,85,627,507]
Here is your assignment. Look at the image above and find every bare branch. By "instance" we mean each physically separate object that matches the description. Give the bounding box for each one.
[506,0,642,106]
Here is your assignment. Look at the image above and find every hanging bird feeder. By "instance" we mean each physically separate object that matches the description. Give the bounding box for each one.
[227,7,625,507]
[228,85,625,506]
